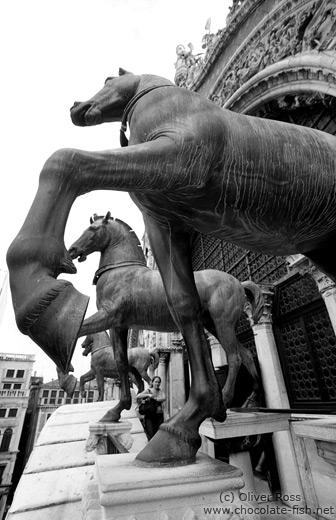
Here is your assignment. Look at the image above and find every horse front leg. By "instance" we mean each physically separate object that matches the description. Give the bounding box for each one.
[79,369,96,398]
[99,328,131,423]
[135,218,226,465]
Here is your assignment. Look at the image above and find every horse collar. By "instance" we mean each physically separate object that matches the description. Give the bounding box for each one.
[93,260,148,285]
[120,84,175,147]
[91,345,111,355]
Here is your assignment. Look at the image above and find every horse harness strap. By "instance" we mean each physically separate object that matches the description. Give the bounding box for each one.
[91,345,111,355]
[120,84,175,147]
[93,260,148,285]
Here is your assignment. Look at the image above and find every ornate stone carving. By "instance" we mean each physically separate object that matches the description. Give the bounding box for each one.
[175,0,336,107]
[212,1,317,106]
[303,0,336,51]
[224,54,336,112]
[245,285,274,326]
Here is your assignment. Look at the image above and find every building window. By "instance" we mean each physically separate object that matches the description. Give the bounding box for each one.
[8,409,18,418]
[59,391,64,398]
[5,370,14,378]
[13,383,22,390]
[0,428,13,452]
[0,465,6,484]
[51,390,57,398]
[42,390,49,398]
[43,398,48,404]
[16,370,25,378]
[65,398,71,404]
[0,410,6,418]
[3,383,11,389]
[57,399,63,405]
[50,399,56,404]
[74,391,79,398]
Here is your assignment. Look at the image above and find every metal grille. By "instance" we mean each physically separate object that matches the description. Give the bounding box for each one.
[191,233,288,284]
[274,274,336,408]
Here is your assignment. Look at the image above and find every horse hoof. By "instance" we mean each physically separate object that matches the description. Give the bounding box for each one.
[212,398,227,423]
[134,424,201,467]
[212,407,227,423]
[99,410,120,423]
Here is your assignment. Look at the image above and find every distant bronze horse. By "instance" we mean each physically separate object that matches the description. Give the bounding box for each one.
[79,331,159,400]
[7,69,336,465]
[69,213,263,409]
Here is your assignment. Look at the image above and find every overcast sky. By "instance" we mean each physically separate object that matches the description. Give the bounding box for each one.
[0,0,230,382]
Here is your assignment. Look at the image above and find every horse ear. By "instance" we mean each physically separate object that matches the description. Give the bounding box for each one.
[103,211,111,223]
[119,67,133,76]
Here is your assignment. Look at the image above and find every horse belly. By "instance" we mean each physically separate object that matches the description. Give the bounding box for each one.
[132,115,336,255]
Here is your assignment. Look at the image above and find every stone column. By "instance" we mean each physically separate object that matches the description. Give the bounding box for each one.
[207,332,227,368]
[250,286,304,505]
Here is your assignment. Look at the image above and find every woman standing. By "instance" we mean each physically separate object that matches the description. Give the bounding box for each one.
[137,376,166,439]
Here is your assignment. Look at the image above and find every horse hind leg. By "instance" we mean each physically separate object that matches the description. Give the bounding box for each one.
[99,329,131,423]
[238,343,262,407]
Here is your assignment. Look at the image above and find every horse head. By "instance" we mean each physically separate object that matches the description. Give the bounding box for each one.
[69,212,146,268]
[68,212,113,262]
[70,68,139,127]
[81,335,94,356]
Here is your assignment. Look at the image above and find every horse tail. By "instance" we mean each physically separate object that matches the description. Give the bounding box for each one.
[241,281,264,324]
[149,349,160,370]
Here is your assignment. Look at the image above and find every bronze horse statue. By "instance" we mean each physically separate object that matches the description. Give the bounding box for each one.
[80,331,159,400]
[7,68,336,465]
[69,212,263,411]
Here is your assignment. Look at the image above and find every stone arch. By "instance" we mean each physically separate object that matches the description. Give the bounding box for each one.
[223,53,336,113]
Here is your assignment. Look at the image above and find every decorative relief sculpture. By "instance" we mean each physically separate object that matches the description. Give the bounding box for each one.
[175,1,336,105]
[7,68,336,464]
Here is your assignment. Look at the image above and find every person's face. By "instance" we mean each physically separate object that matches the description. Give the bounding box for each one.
[153,378,161,389]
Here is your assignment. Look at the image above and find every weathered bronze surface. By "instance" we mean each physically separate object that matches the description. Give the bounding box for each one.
[79,331,159,401]
[69,214,263,436]
[7,68,336,464]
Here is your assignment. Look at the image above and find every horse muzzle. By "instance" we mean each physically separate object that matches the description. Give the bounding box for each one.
[70,101,102,126]
[68,245,87,262]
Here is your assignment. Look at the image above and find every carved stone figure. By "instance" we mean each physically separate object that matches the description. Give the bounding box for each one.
[7,68,336,464]
[79,331,159,400]
[69,212,263,419]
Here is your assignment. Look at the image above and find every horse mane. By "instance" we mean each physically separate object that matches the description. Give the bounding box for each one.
[91,213,146,262]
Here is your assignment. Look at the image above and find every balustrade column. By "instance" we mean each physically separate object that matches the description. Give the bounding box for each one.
[169,335,186,419]
[157,352,169,420]
[250,286,303,505]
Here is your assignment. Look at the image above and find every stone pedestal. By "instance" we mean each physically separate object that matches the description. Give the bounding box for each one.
[83,452,259,520]
[86,420,133,454]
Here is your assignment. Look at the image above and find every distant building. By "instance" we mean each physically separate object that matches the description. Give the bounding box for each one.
[0,271,8,326]
[0,352,35,519]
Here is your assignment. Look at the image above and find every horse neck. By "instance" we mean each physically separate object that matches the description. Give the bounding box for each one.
[98,225,146,269]
[91,332,111,354]
[136,74,175,92]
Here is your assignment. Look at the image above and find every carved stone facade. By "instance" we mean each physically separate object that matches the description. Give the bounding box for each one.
[175,0,336,112]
